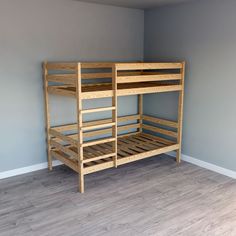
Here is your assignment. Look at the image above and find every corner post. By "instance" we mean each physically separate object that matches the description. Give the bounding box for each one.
[76,63,84,193]
[43,61,52,170]
[112,64,118,168]
[138,94,143,133]
[176,61,185,163]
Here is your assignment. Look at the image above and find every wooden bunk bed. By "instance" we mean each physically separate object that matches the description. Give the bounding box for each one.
[43,61,185,193]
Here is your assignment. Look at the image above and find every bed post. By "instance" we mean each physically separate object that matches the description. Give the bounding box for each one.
[43,61,52,170]
[138,94,143,133]
[112,64,118,168]
[76,63,84,193]
[176,61,185,163]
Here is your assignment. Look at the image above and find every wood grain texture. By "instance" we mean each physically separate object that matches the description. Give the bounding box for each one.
[0,155,236,236]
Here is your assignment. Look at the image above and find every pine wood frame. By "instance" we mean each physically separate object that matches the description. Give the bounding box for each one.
[43,61,185,193]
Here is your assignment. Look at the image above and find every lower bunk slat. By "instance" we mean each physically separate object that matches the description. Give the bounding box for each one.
[50,132,179,175]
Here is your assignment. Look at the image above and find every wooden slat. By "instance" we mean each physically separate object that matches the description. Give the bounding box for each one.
[84,160,114,174]
[50,140,77,159]
[52,115,140,132]
[141,133,175,145]
[82,137,116,147]
[46,63,77,71]
[83,153,115,163]
[50,150,79,172]
[49,128,77,146]
[46,74,76,85]
[47,86,76,97]
[117,144,180,165]
[82,72,112,79]
[81,62,114,69]
[115,63,183,71]
[115,85,182,97]
[142,115,178,128]
[117,74,181,83]
[81,106,115,114]
[142,124,178,138]
[82,122,115,131]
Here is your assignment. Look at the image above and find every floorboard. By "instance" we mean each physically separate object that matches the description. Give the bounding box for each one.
[0,155,236,236]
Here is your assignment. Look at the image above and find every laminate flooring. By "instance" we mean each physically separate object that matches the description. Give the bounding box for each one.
[0,155,236,236]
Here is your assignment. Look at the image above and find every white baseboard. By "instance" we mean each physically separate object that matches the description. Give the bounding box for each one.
[0,160,62,180]
[167,151,236,179]
[1,153,236,180]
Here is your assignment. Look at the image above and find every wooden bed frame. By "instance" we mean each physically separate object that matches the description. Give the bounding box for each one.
[43,61,185,193]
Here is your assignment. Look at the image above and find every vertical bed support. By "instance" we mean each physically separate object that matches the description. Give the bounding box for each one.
[138,94,143,133]
[76,63,84,193]
[43,61,52,170]
[112,65,118,168]
[176,62,185,163]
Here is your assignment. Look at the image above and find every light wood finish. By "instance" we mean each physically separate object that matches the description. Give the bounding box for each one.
[115,62,183,70]
[81,122,115,131]
[138,94,143,133]
[50,132,179,175]
[48,84,182,99]
[176,62,185,163]
[43,62,52,170]
[142,124,178,138]
[142,115,178,128]
[112,65,118,167]
[81,106,115,114]
[43,61,185,192]
[76,63,84,193]
[117,73,181,83]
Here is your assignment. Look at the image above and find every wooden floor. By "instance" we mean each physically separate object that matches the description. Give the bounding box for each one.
[1,155,236,236]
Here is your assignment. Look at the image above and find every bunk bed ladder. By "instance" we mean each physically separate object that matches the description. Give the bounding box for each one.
[75,63,118,193]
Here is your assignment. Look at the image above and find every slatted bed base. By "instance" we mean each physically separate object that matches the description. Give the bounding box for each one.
[50,132,179,175]
[47,82,182,99]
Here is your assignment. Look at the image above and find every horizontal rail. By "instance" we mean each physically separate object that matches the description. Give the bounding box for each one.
[82,72,112,79]
[115,63,183,71]
[83,153,115,163]
[81,122,115,131]
[142,124,178,138]
[50,140,77,159]
[82,137,116,147]
[117,74,181,83]
[46,63,77,71]
[52,115,140,132]
[81,62,114,69]
[49,129,77,146]
[46,74,77,85]
[81,106,115,114]
[117,144,179,166]
[142,115,178,129]
[50,150,79,172]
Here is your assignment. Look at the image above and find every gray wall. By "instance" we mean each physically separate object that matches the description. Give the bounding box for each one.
[0,0,144,172]
[144,0,236,171]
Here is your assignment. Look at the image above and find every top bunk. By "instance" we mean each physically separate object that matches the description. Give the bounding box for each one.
[44,61,185,99]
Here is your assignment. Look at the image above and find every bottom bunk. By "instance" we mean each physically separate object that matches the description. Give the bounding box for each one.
[50,132,179,175]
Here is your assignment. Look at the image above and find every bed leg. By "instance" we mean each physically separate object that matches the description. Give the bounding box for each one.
[48,153,53,171]
[79,172,84,193]
[176,149,181,164]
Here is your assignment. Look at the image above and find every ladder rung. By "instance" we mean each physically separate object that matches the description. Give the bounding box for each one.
[82,122,116,131]
[81,106,116,114]
[83,153,116,163]
[82,137,116,147]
